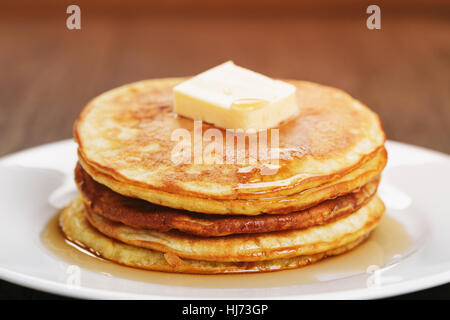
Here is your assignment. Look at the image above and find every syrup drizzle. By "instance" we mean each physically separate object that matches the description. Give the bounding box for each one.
[41,212,412,288]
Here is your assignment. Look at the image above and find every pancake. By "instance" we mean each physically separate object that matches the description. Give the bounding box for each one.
[75,78,386,214]
[81,195,384,262]
[60,197,371,274]
[76,162,380,236]
[79,146,386,215]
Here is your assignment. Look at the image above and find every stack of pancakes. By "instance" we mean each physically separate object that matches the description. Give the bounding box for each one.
[61,78,387,274]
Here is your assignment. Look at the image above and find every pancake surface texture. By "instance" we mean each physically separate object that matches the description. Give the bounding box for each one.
[76,162,380,236]
[75,78,386,214]
[60,197,375,274]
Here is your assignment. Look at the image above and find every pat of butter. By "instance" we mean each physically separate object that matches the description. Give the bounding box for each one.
[173,61,298,130]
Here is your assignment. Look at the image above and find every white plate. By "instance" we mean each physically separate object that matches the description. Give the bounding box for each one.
[0,140,449,300]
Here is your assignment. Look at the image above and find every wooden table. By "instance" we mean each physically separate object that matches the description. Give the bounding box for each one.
[0,3,449,299]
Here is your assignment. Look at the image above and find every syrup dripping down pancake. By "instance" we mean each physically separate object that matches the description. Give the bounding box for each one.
[76,162,380,237]
[78,147,386,215]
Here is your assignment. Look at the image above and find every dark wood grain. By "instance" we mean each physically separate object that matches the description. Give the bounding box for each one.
[0,3,449,299]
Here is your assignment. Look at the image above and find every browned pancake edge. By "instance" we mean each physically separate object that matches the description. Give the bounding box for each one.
[75,163,379,237]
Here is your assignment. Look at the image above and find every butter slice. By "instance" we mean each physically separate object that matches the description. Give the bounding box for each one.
[173,61,298,130]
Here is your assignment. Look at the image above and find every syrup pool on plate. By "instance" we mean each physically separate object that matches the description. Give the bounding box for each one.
[41,212,412,289]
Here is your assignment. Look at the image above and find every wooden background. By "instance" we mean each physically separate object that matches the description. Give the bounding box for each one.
[0,0,449,156]
[0,0,449,299]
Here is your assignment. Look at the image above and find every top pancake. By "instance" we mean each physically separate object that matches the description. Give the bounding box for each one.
[75,78,385,204]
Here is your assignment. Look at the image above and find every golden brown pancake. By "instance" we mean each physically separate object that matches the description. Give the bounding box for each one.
[60,197,371,274]
[78,146,386,215]
[76,162,380,236]
[81,196,384,262]
[75,78,386,214]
